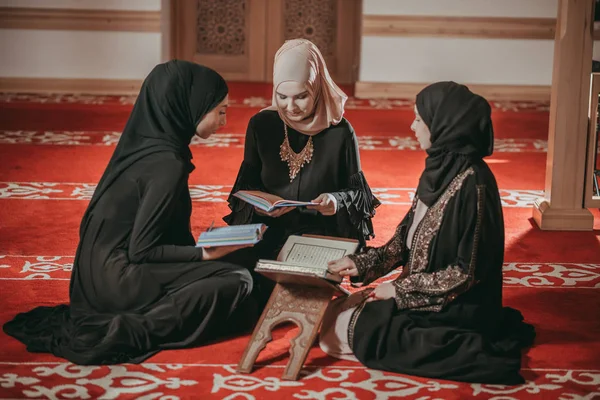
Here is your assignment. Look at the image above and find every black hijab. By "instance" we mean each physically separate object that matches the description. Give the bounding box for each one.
[80,60,228,235]
[415,81,494,207]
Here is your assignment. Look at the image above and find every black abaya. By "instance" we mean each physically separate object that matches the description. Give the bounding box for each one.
[350,163,534,384]
[222,111,380,306]
[344,82,535,385]
[224,111,379,257]
[3,60,252,364]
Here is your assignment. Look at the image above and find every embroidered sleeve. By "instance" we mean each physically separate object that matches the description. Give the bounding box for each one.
[392,183,486,312]
[348,219,410,286]
[393,264,473,311]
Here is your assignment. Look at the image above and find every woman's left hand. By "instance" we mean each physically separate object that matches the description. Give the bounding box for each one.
[307,193,336,216]
[202,244,253,261]
[367,282,396,302]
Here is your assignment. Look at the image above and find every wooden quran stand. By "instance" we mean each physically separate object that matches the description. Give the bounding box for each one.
[237,234,355,381]
[237,283,336,380]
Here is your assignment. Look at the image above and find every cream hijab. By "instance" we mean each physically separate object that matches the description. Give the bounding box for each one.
[263,39,348,136]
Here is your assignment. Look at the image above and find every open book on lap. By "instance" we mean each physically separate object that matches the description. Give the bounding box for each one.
[196,223,267,247]
[255,235,359,295]
[233,190,315,213]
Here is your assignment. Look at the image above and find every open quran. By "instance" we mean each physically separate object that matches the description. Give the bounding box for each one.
[255,235,358,295]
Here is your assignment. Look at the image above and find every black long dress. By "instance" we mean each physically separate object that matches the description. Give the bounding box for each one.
[223,111,380,302]
[225,111,379,254]
[349,163,534,384]
[346,82,535,385]
[3,60,253,365]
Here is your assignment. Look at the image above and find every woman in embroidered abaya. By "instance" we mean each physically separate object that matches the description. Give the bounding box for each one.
[3,60,254,365]
[224,39,379,300]
[320,82,535,385]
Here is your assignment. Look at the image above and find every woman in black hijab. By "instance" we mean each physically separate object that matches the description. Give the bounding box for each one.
[322,82,535,384]
[3,60,253,365]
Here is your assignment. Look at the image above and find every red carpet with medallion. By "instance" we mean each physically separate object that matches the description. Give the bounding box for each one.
[0,84,599,399]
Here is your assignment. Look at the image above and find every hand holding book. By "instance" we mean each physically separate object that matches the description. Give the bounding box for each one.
[233,190,316,214]
[234,190,337,217]
[197,223,265,260]
[254,235,359,296]
[201,245,251,261]
[196,223,267,248]
[306,193,337,216]
[254,205,294,218]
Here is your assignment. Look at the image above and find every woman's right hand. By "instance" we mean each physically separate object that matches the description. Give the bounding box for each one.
[254,206,294,218]
[328,256,359,277]
[202,244,251,261]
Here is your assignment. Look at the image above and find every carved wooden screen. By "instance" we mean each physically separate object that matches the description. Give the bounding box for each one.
[265,0,361,84]
[171,0,268,81]
[171,0,361,83]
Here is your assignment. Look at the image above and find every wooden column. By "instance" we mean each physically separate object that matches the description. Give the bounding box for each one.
[532,0,595,230]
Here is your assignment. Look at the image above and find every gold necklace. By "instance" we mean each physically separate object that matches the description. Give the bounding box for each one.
[279,124,313,182]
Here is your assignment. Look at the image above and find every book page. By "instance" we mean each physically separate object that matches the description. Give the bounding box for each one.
[256,260,326,274]
[274,200,315,207]
[278,235,359,268]
[238,190,283,205]
[202,224,263,239]
[285,244,346,267]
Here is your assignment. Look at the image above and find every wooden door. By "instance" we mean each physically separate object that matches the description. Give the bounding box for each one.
[171,0,268,81]
[265,0,362,84]
[170,0,361,84]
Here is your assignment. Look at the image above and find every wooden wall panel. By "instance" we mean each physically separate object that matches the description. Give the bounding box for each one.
[265,0,361,84]
[0,77,142,95]
[362,15,555,39]
[355,81,551,102]
[172,0,361,83]
[0,7,160,32]
[362,14,600,40]
[172,0,267,82]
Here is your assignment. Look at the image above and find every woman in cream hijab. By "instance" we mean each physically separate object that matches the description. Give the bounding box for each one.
[224,39,379,307]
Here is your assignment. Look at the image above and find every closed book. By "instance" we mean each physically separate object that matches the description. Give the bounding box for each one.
[196,223,267,247]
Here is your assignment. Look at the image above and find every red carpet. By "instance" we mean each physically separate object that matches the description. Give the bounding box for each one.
[0,84,599,399]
